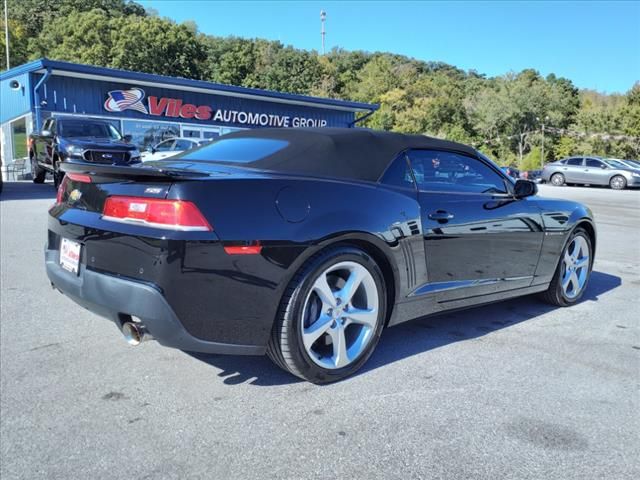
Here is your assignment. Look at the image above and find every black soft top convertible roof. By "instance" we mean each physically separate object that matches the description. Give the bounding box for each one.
[197,128,478,182]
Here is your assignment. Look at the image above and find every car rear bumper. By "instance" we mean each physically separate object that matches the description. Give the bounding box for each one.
[45,248,266,356]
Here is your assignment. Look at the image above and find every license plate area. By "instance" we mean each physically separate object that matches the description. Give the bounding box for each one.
[60,237,82,275]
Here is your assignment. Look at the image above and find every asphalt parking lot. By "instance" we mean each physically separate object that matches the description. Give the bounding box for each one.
[1,181,639,479]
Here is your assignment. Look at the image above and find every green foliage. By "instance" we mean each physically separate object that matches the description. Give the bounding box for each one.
[520,146,543,171]
[2,1,638,159]
[28,9,114,66]
[110,15,206,78]
[554,136,577,159]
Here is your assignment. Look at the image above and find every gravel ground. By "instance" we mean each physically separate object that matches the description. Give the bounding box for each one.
[1,181,639,480]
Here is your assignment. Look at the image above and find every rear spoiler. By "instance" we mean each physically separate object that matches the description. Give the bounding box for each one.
[61,161,206,181]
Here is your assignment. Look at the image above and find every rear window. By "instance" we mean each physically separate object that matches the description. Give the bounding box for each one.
[180,138,289,164]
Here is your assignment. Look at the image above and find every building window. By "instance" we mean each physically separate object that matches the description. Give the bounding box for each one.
[203,130,220,139]
[182,129,201,138]
[181,126,221,139]
[11,117,28,160]
[122,120,180,149]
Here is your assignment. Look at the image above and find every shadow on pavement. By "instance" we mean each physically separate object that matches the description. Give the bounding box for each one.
[185,271,622,386]
[361,270,621,377]
[186,272,621,387]
[0,180,56,201]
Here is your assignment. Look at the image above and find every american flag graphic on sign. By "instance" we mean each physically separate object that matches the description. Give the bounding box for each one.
[104,88,148,114]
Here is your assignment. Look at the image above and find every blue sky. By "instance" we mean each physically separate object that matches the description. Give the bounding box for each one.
[139,1,640,94]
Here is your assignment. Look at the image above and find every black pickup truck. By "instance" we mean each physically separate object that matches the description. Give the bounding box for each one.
[29,117,141,187]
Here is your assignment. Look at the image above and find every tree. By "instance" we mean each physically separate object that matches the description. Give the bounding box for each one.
[28,9,114,66]
[260,46,323,94]
[0,18,29,69]
[553,136,577,159]
[109,15,206,78]
[520,146,542,171]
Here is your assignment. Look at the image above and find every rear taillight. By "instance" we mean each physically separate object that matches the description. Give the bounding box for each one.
[55,176,69,204]
[102,196,212,231]
[66,173,92,183]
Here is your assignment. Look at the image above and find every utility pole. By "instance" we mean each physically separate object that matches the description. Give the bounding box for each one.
[320,10,326,55]
[3,0,9,69]
[537,115,549,169]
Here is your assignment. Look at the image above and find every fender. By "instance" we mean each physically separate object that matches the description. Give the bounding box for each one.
[533,200,596,286]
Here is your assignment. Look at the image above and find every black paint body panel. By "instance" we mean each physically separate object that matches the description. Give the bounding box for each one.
[46,158,595,353]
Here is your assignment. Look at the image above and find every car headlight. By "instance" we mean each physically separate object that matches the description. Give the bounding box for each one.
[65,145,84,156]
[129,148,141,158]
[631,172,640,178]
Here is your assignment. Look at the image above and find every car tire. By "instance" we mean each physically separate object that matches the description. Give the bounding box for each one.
[540,227,593,307]
[550,173,565,186]
[53,171,64,190]
[267,246,387,384]
[52,158,65,190]
[609,175,627,190]
[31,156,46,184]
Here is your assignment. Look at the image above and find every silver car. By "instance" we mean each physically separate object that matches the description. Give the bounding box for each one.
[613,158,640,171]
[542,156,640,190]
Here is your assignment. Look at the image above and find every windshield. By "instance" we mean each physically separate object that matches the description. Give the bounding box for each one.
[604,159,627,169]
[58,120,122,140]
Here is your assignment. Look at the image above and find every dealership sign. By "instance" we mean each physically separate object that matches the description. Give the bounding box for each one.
[104,88,328,127]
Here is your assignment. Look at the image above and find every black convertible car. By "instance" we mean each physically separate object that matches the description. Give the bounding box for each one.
[46,128,596,383]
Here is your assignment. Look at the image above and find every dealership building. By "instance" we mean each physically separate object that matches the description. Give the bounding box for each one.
[0,58,377,180]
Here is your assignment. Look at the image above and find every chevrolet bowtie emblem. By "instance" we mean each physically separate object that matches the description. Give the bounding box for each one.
[69,189,82,202]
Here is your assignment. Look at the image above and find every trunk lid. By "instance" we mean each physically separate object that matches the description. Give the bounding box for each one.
[58,162,210,213]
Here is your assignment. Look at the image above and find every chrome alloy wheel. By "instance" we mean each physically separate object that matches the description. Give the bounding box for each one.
[301,261,379,369]
[551,173,565,186]
[610,175,626,190]
[561,236,590,299]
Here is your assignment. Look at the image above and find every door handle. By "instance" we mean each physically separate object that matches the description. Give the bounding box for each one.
[428,210,454,221]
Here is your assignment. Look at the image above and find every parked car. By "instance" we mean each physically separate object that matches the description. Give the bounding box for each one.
[542,156,640,190]
[612,158,640,171]
[500,166,520,179]
[29,117,141,188]
[46,128,596,383]
[521,170,543,183]
[141,137,211,161]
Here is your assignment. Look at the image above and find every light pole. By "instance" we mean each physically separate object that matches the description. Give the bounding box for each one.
[3,0,9,69]
[537,115,549,169]
[320,10,326,55]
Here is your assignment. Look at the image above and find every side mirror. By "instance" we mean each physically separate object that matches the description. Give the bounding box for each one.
[514,179,538,199]
[601,164,608,169]
[40,129,53,138]
[146,146,155,154]
[123,134,132,143]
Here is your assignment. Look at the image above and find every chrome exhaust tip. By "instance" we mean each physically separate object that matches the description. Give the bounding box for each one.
[121,321,151,346]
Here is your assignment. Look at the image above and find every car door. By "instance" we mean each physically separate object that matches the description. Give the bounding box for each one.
[560,157,584,182]
[40,118,56,166]
[407,149,544,302]
[33,119,48,164]
[581,158,609,185]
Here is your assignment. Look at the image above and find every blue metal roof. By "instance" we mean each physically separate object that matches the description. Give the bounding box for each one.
[1,58,378,113]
